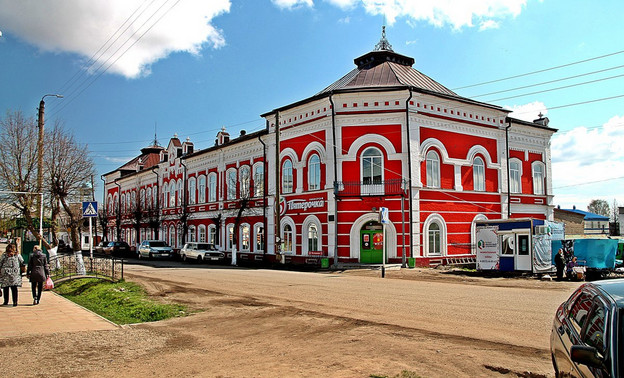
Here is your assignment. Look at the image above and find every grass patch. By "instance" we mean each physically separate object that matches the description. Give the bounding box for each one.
[54,278,187,325]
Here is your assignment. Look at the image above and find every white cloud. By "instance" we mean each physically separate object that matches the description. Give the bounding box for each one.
[505,101,547,122]
[342,0,526,29]
[338,16,352,24]
[0,0,230,79]
[479,19,500,30]
[551,115,624,209]
[272,0,314,9]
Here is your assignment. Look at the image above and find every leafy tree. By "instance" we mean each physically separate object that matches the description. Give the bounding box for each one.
[588,199,610,217]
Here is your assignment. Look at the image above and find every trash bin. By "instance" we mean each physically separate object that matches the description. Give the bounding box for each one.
[408,257,415,268]
[321,258,329,269]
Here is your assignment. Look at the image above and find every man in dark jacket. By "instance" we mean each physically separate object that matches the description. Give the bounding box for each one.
[554,248,565,281]
[27,245,50,305]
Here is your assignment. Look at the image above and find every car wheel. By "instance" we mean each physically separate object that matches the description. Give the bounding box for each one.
[137,251,142,259]
[197,255,203,263]
[149,252,153,260]
[182,254,187,262]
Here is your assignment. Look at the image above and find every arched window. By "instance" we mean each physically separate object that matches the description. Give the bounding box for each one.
[177,181,182,206]
[198,225,206,243]
[240,224,250,251]
[145,188,151,209]
[424,215,446,256]
[188,226,196,243]
[426,150,440,188]
[254,223,264,252]
[188,177,196,205]
[282,223,293,253]
[282,160,293,194]
[532,162,545,195]
[473,157,485,191]
[308,154,321,191]
[208,225,217,247]
[227,224,234,250]
[509,159,521,193]
[169,225,175,248]
[198,175,206,203]
[227,169,237,200]
[307,223,319,252]
[240,166,250,199]
[140,189,146,208]
[254,164,264,197]
[169,181,176,207]
[208,173,217,202]
[362,148,382,185]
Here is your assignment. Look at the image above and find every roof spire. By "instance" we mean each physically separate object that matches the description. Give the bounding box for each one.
[374,25,393,52]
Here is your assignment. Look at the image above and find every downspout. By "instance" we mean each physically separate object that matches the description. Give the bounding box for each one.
[404,88,413,264]
[180,160,188,246]
[114,180,121,241]
[505,120,512,219]
[329,93,339,267]
[274,112,281,261]
[151,166,159,239]
[258,132,267,262]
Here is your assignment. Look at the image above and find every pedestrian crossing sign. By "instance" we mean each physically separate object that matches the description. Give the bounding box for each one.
[82,201,98,217]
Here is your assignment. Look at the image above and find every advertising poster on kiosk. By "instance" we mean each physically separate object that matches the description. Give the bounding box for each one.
[476,226,499,270]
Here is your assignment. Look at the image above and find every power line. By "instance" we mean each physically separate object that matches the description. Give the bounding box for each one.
[452,49,624,90]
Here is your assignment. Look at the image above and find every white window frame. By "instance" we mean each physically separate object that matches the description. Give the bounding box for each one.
[198,175,206,203]
[532,161,545,195]
[282,160,294,194]
[423,214,447,257]
[188,177,196,205]
[208,225,217,247]
[226,169,237,200]
[208,173,217,202]
[240,166,250,199]
[226,223,235,251]
[240,223,250,251]
[473,156,485,192]
[188,225,196,243]
[254,223,264,252]
[509,159,522,194]
[308,154,321,191]
[426,150,440,188]
[253,163,264,197]
[198,225,206,243]
[281,218,295,254]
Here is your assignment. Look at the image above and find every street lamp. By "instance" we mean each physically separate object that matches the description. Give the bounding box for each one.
[37,94,63,246]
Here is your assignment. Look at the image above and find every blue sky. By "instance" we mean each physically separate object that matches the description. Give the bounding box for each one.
[1,0,623,212]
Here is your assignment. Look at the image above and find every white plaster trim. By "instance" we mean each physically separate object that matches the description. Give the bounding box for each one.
[349,213,398,260]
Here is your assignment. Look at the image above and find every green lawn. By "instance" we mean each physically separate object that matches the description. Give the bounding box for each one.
[54,278,187,324]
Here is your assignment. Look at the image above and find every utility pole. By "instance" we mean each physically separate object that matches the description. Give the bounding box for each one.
[37,94,62,246]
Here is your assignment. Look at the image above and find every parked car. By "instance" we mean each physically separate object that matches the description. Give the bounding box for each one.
[180,242,224,263]
[138,240,173,259]
[103,241,131,257]
[550,279,623,377]
[94,241,107,254]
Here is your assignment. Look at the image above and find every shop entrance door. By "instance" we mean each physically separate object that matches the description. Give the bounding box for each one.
[360,221,384,263]
[515,234,531,271]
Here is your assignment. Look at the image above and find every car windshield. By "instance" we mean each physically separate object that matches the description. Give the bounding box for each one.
[198,244,211,250]
[150,241,167,247]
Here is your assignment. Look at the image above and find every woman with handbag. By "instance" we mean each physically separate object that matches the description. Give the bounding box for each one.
[27,245,50,305]
[0,244,24,306]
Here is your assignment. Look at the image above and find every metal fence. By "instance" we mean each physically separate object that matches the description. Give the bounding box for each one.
[50,254,124,282]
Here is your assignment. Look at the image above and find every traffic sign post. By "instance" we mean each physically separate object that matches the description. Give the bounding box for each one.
[82,201,98,259]
[379,207,390,278]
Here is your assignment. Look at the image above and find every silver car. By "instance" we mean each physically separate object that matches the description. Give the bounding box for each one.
[180,242,224,263]
[138,240,173,259]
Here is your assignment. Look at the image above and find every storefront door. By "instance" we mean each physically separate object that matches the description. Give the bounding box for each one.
[360,221,383,263]
[515,234,531,271]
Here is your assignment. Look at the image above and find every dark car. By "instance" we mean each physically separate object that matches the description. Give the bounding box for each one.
[550,279,623,377]
[94,241,107,254]
[103,241,131,257]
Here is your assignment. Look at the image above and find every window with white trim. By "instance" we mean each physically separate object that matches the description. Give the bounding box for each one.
[308,154,321,191]
[188,226,196,243]
[362,148,382,185]
[240,224,250,251]
[227,224,234,250]
[307,223,319,252]
[282,160,293,194]
[473,157,485,191]
[198,175,206,203]
[532,162,545,195]
[198,225,206,243]
[282,223,293,253]
[208,173,217,202]
[208,225,216,247]
[254,164,264,197]
[510,159,521,193]
[227,169,237,200]
[428,222,441,255]
[426,150,440,188]
[188,177,196,204]
[255,224,264,252]
[240,166,250,199]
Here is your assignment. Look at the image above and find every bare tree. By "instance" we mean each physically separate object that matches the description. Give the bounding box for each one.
[0,111,47,245]
[97,208,109,242]
[588,199,610,217]
[45,122,95,274]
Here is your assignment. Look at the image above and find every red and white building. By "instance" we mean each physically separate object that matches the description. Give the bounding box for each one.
[103,34,556,267]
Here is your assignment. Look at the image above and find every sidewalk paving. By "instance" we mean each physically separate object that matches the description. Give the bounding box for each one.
[0,285,119,339]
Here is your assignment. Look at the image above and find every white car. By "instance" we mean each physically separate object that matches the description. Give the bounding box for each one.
[180,242,224,263]
[138,240,173,259]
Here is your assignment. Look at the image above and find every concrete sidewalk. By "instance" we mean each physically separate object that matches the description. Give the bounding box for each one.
[0,285,119,339]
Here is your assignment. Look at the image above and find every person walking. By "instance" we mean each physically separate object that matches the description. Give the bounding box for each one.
[554,248,565,281]
[27,245,50,305]
[0,244,24,306]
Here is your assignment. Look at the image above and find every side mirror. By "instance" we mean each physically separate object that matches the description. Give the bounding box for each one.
[570,345,603,368]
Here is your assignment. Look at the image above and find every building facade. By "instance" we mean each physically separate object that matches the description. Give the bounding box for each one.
[103,35,557,267]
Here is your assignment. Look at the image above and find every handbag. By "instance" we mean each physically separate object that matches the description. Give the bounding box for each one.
[44,276,54,290]
[20,264,26,275]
